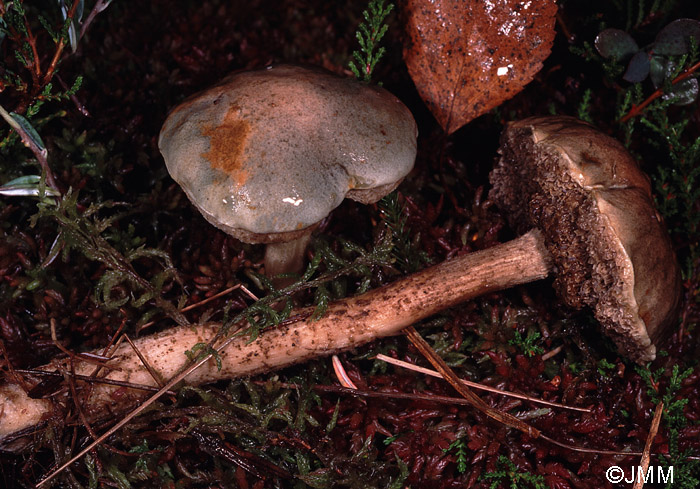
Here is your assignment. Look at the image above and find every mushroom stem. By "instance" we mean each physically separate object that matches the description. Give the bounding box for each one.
[263,231,313,285]
[0,230,552,440]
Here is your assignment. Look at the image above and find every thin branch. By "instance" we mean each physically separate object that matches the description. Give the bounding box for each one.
[41,0,82,87]
[633,402,664,489]
[374,353,591,413]
[62,368,99,442]
[620,60,700,123]
[80,0,112,39]
[137,284,242,332]
[15,369,178,395]
[541,344,563,361]
[22,16,42,82]
[331,355,359,389]
[124,335,165,388]
[56,74,90,116]
[404,326,541,438]
[297,382,574,411]
[403,328,668,459]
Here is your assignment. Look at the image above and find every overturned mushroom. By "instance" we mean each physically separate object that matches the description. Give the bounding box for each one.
[0,116,680,441]
[490,115,680,362]
[158,64,417,280]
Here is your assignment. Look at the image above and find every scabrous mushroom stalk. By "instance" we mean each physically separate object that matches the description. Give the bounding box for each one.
[0,116,680,442]
[0,230,551,440]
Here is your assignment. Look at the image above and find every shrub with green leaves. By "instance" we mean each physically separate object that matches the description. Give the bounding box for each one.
[0,0,107,190]
[595,19,700,104]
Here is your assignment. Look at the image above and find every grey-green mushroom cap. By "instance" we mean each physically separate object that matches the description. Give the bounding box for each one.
[158,64,418,244]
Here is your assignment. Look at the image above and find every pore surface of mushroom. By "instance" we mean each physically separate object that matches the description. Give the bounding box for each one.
[490,115,681,362]
[158,64,417,277]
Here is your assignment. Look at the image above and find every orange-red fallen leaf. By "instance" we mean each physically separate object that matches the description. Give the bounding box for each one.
[403,0,557,134]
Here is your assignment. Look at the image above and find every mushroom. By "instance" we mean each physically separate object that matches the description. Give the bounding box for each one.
[489,115,680,362]
[0,116,680,441]
[158,64,417,281]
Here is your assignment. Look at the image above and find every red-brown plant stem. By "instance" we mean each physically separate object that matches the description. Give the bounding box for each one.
[80,0,113,39]
[620,59,700,123]
[0,14,38,104]
[41,0,82,88]
[22,18,42,84]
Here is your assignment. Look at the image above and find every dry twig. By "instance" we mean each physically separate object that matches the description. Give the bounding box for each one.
[374,353,591,412]
[633,402,664,489]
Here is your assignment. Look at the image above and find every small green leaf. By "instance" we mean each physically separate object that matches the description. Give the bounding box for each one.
[0,108,47,156]
[665,78,699,106]
[58,0,85,53]
[654,18,700,56]
[0,16,9,47]
[0,175,60,197]
[649,55,698,105]
[594,28,639,60]
[185,342,222,370]
[3,175,42,186]
[649,55,669,88]
[68,75,84,95]
[311,284,330,320]
[85,454,99,489]
[39,15,59,42]
[623,50,650,82]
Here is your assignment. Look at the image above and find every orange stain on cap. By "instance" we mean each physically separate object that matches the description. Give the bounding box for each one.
[201,106,251,187]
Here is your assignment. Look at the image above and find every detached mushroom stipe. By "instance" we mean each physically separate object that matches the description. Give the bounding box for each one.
[0,116,680,440]
[158,64,418,279]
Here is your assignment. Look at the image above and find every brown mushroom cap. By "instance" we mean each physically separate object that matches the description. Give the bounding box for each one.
[490,115,681,362]
[158,64,417,245]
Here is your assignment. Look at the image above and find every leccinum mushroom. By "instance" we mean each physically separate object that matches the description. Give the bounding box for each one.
[490,116,680,362]
[158,64,417,279]
[0,116,680,440]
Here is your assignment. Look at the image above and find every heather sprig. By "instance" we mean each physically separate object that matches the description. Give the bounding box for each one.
[348,0,394,82]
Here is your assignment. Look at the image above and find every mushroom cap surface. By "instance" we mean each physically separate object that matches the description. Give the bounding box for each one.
[490,115,681,363]
[158,65,417,244]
